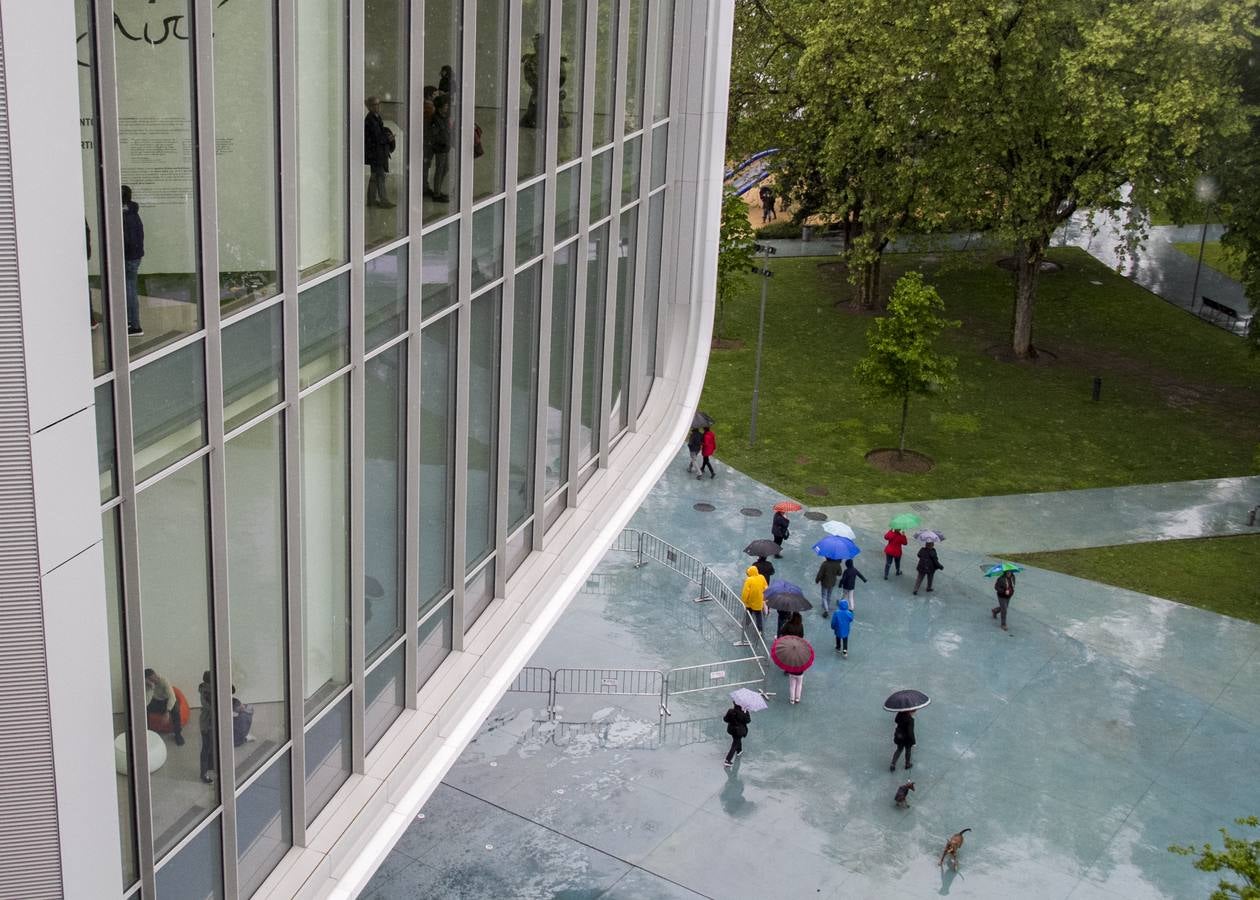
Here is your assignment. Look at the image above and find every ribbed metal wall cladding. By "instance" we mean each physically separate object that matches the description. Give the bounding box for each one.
[0,20,66,900]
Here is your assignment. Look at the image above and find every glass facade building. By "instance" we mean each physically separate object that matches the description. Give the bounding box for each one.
[0,2,730,898]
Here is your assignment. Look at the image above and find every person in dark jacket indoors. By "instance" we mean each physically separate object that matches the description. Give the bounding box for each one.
[839,559,867,611]
[890,708,916,771]
[723,702,751,767]
[815,556,843,616]
[121,185,144,335]
[698,425,717,478]
[913,542,941,595]
[883,528,908,578]
[771,510,790,558]
[992,570,1016,631]
[364,96,396,208]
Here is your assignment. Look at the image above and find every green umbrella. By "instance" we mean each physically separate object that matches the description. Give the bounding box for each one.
[889,513,921,530]
[982,562,1023,577]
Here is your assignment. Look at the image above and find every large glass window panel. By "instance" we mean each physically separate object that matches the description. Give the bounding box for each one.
[136,459,216,857]
[517,1,549,180]
[304,693,351,824]
[557,0,586,164]
[365,344,406,662]
[419,314,456,609]
[471,201,504,294]
[651,124,668,189]
[466,289,501,570]
[216,0,279,311]
[131,340,207,482]
[423,0,462,219]
[75,0,110,376]
[417,601,453,688]
[555,164,581,242]
[639,191,665,412]
[592,0,617,147]
[96,383,116,503]
[299,272,350,389]
[465,558,495,628]
[236,753,292,898]
[625,0,648,132]
[611,207,638,434]
[225,417,288,785]
[421,221,459,318]
[516,181,544,264]
[115,0,201,360]
[298,0,348,279]
[545,243,576,498]
[154,817,223,900]
[223,304,283,432]
[590,149,612,223]
[300,379,349,718]
[473,0,507,200]
[365,246,407,351]
[580,224,609,465]
[102,511,138,889]
[509,265,541,531]
[621,135,641,207]
[653,0,675,121]
[365,0,408,249]
[364,645,405,753]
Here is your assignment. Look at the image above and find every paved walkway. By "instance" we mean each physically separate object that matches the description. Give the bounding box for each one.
[363,453,1260,900]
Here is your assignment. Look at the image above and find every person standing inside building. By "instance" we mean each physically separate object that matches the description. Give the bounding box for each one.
[740,565,767,636]
[723,701,750,767]
[992,570,1015,631]
[686,427,702,472]
[144,667,183,746]
[364,96,396,209]
[839,559,867,611]
[428,93,453,203]
[197,671,216,783]
[698,425,717,479]
[815,555,843,615]
[883,528,908,578]
[771,509,790,558]
[121,185,144,336]
[913,541,941,595]
[520,34,545,128]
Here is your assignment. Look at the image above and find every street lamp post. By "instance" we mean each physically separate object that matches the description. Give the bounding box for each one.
[747,243,775,446]
[1189,175,1219,315]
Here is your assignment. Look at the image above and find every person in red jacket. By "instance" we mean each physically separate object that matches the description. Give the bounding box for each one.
[698,425,717,479]
[883,528,908,579]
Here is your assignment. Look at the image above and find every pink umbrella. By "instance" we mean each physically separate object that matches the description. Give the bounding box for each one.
[770,635,815,675]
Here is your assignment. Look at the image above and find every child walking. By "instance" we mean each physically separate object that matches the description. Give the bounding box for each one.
[830,599,854,657]
[839,559,867,611]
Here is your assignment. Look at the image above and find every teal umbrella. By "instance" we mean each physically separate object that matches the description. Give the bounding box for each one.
[982,562,1023,577]
[889,513,921,530]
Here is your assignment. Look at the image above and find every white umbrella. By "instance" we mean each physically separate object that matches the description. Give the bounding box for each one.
[822,520,856,540]
[729,687,768,712]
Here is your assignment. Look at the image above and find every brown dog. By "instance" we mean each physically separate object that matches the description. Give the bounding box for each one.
[938,828,971,869]
[894,781,915,807]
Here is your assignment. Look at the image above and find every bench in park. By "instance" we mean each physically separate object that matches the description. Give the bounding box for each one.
[1199,296,1240,327]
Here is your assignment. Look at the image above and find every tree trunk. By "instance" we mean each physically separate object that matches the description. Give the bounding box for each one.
[897,392,909,456]
[1011,236,1044,359]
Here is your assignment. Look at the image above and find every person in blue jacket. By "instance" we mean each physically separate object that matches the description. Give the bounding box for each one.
[830,599,854,657]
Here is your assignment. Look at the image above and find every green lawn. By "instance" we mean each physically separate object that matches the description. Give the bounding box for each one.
[1172,240,1244,282]
[700,248,1260,504]
[1008,534,1260,624]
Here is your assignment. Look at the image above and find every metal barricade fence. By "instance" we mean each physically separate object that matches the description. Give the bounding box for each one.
[552,667,664,700]
[509,666,553,696]
[661,657,767,716]
[637,531,707,583]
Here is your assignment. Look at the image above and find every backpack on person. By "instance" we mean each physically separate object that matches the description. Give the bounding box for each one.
[996,574,1013,599]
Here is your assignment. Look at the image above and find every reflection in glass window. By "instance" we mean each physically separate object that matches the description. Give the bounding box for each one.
[423,0,462,219]
[473,0,507,201]
[101,511,138,889]
[131,341,207,483]
[611,207,638,434]
[215,0,279,312]
[580,224,609,465]
[509,265,541,531]
[465,558,495,628]
[518,1,549,180]
[558,0,586,164]
[365,246,407,351]
[300,379,349,719]
[365,0,408,249]
[225,417,288,785]
[621,136,642,208]
[364,645,405,753]
[592,0,617,147]
[154,816,223,900]
[365,344,406,662]
[236,753,292,898]
[304,693,351,825]
[75,0,110,376]
[115,0,201,359]
[545,243,576,498]
[297,0,348,279]
[421,221,459,318]
[417,601,453,688]
[299,273,350,388]
[625,0,648,132]
[555,164,581,242]
[639,191,665,412]
[223,304,283,432]
[590,149,613,223]
[516,181,545,264]
[96,383,116,503]
[471,201,504,294]
[466,289,501,570]
[653,0,675,122]
[419,314,456,610]
[652,123,669,189]
[136,459,216,858]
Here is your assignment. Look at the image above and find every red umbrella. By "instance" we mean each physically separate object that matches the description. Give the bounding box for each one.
[770,635,815,674]
[773,500,803,513]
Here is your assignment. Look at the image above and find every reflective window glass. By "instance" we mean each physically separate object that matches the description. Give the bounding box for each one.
[365,0,409,249]
[639,191,665,411]
[136,459,215,857]
[516,181,544,264]
[304,693,351,824]
[364,645,405,753]
[471,201,504,294]
[555,164,581,242]
[466,289,501,570]
[365,344,406,662]
[298,0,348,280]
[216,0,280,312]
[96,383,116,503]
[223,304,283,432]
[621,135,641,207]
[558,0,586,164]
[131,341,207,482]
[420,314,456,610]
[518,2,549,180]
[417,601,453,688]
[545,243,576,498]
[590,149,613,223]
[421,222,459,318]
[580,224,609,465]
[75,0,110,376]
[299,272,350,389]
[301,379,349,718]
[236,753,292,898]
[473,0,507,200]
[225,417,288,785]
[592,0,617,147]
[465,558,495,629]
[653,0,675,121]
[509,265,541,531]
[651,123,669,189]
[365,246,407,351]
[154,817,223,900]
[101,511,138,889]
[625,0,648,132]
[611,207,638,433]
[423,0,462,219]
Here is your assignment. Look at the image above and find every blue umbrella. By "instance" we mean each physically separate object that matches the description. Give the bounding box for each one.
[763,579,812,612]
[812,535,860,560]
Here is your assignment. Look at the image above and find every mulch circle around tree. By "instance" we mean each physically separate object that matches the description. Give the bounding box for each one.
[984,344,1060,366]
[711,337,745,350]
[693,502,716,512]
[803,510,828,522]
[740,507,763,517]
[795,455,811,465]
[995,257,1063,273]
[864,448,935,474]
[804,486,829,497]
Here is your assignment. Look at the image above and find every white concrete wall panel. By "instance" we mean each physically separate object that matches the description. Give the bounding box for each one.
[31,408,103,576]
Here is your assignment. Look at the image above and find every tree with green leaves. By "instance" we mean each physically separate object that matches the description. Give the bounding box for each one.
[855,271,960,455]
[715,188,758,341]
[1170,816,1260,899]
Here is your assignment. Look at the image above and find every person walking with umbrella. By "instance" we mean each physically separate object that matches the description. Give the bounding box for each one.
[771,632,814,705]
[989,564,1019,631]
[883,528,908,578]
[723,700,752,767]
[763,579,811,636]
[686,427,703,473]
[830,599,854,656]
[741,565,768,636]
[771,508,792,558]
[743,539,779,579]
[839,559,867,611]
[698,425,717,479]
[815,555,843,616]
[913,540,942,595]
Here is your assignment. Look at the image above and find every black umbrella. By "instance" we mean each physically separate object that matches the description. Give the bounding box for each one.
[744,539,781,558]
[883,689,931,712]
[692,410,714,429]
[763,580,812,613]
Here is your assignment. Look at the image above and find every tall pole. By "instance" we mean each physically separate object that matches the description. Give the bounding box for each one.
[748,243,774,445]
[1189,217,1209,315]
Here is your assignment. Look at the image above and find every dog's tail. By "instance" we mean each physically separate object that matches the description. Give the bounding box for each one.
[958,828,972,836]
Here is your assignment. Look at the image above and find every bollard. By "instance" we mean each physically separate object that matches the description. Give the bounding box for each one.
[1249,505,1257,527]
[1091,377,1102,401]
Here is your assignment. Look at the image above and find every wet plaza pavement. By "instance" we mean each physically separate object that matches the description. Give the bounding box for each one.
[362,453,1260,898]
